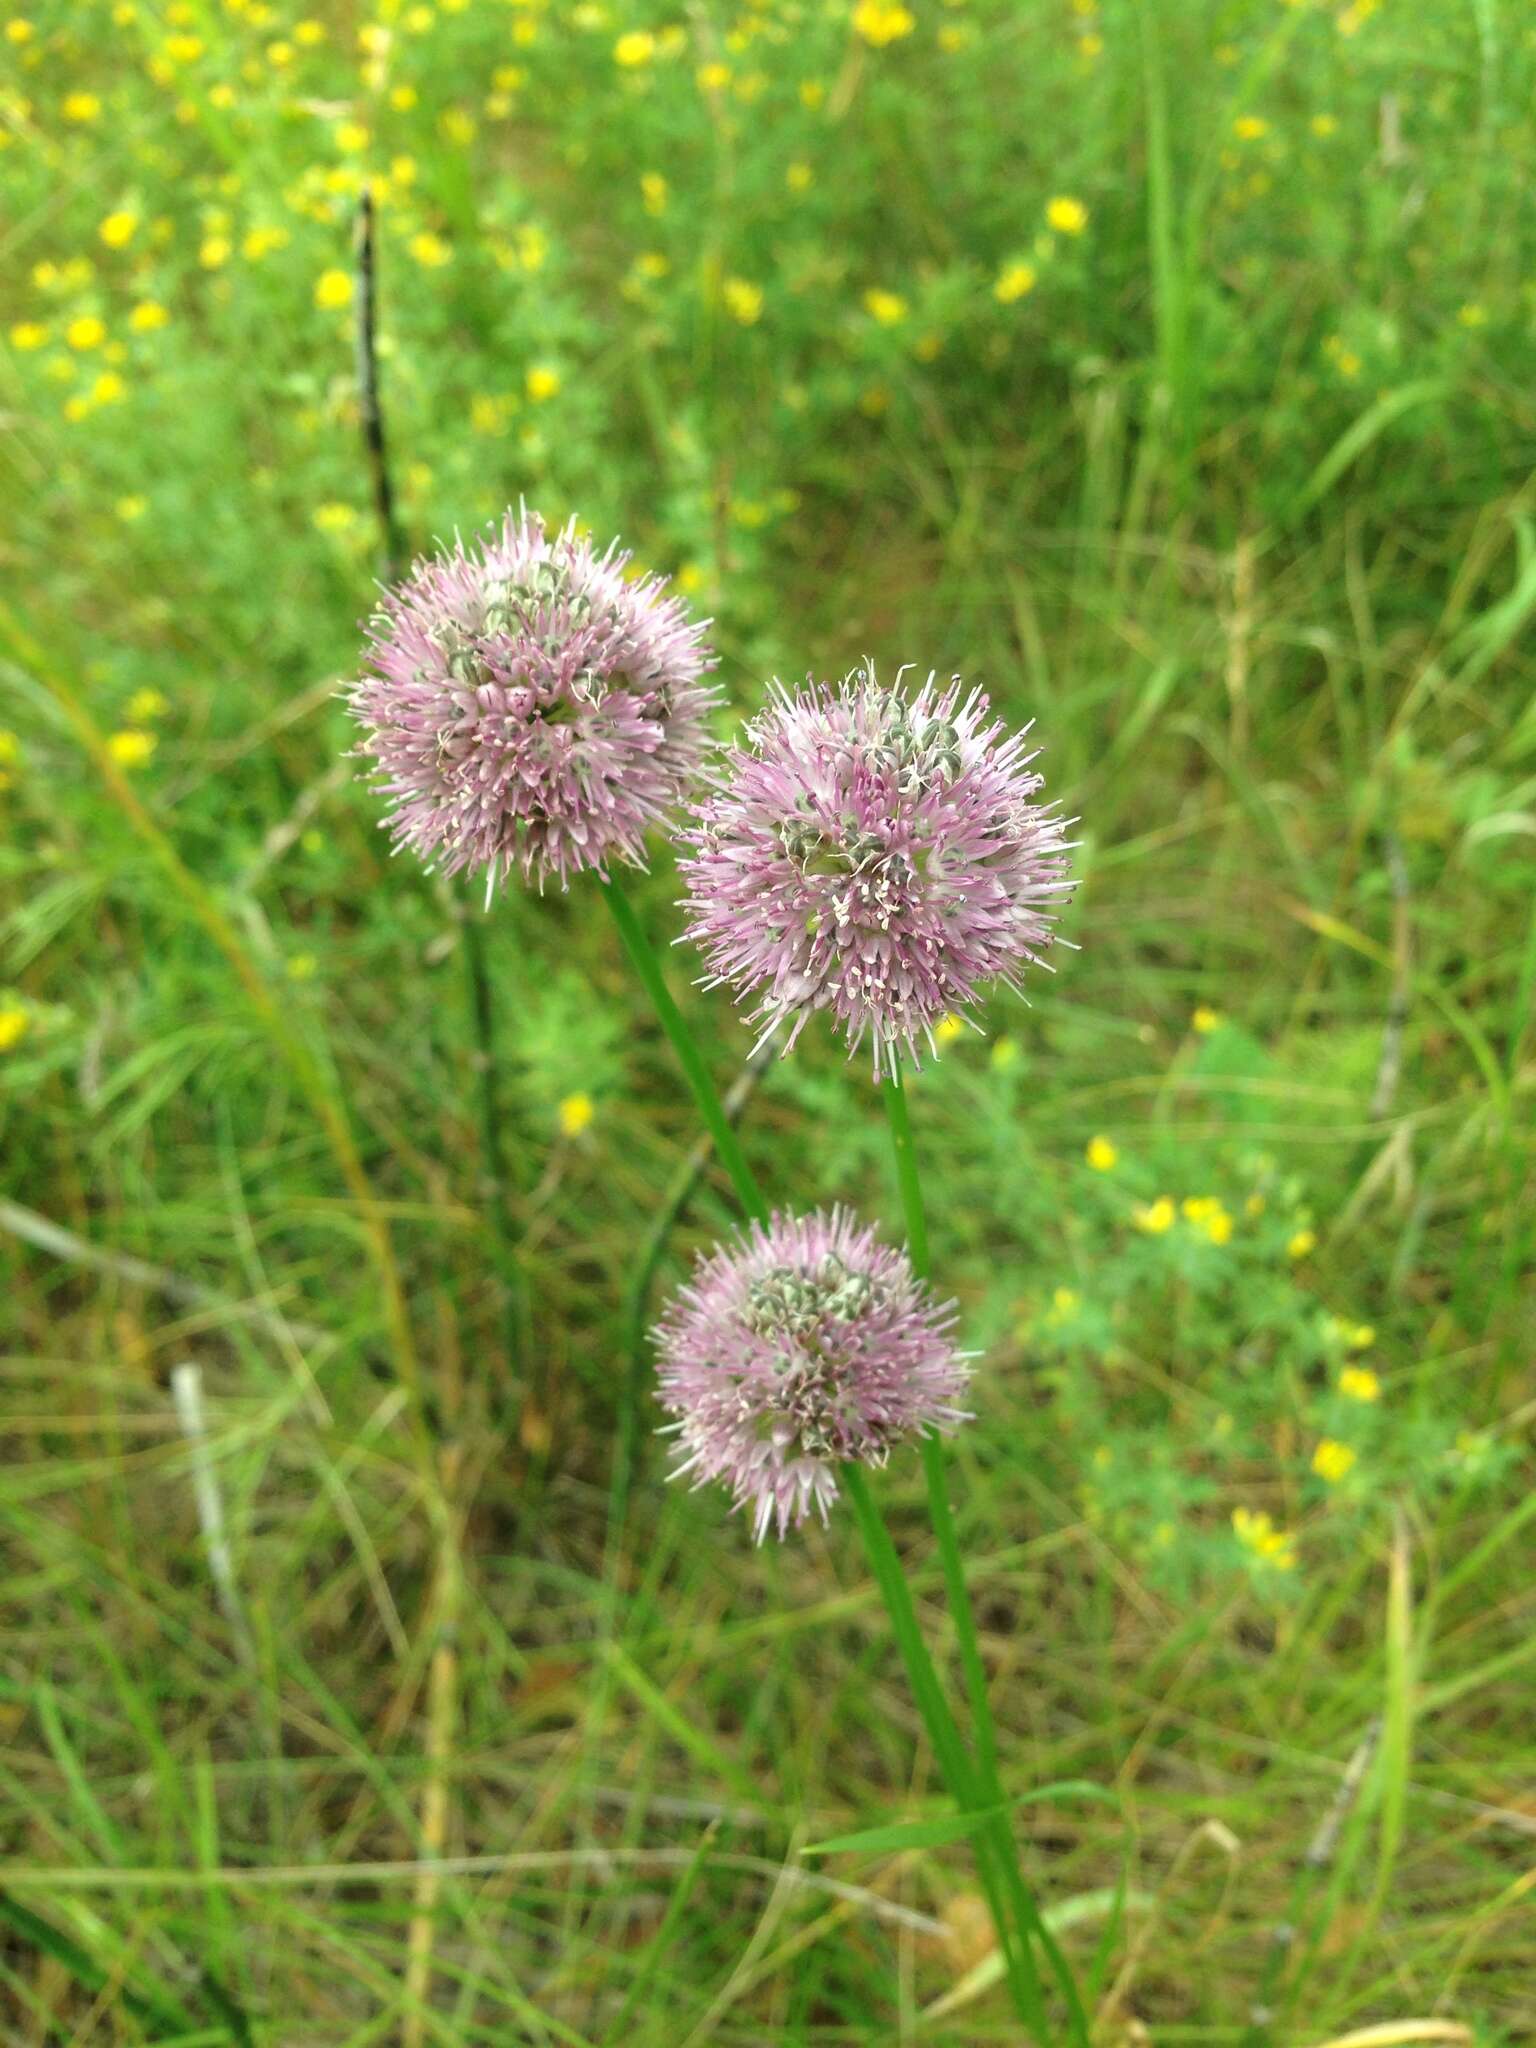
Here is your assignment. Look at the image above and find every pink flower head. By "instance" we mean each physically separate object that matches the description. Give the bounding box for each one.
[347,509,720,893]
[677,664,1075,1076]
[655,1206,971,1541]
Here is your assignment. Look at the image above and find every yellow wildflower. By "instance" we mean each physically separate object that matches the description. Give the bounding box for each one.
[107,730,156,768]
[1312,1439,1356,1484]
[91,370,125,404]
[723,276,763,324]
[863,287,908,324]
[199,236,231,268]
[1134,1196,1175,1235]
[6,18,34,42]
[1339,1366,1381,1404]
[1287,1228,1317,1260]
[409,231,452,266]
[641,171,668,215]
[116,495,147,521]
[63,91,102,122]
[335,120,370,153]
[990,1037,1019,1070]
[129,300,169,332]
[1311,113,1337,137]
[164,31,203,61]
[558,1090,594,1137]
[934,1013,964,1048]
[100,211,139,249]
[314,268,353,310]
[312,502,357,533]
[994,261,1036,304]
[1233,1507,1296,1570]
[10,321,48,350]
[852,0,915,46]
[1233,115,1268,141]
[1192,1004,1222,1033]
[1085,1136,1117,1172]
[696,60,730,91]
[127,688,169,721]
[294,19,324,43]
[67,315,106,351]
[391,84,418,109]
[0,732,19,765]
[786,161,813,192]
[1046,194,1088,235]
[1204,1208,1234,1246]
[0,1008,29,1052]
[614,29,655,65]
[526,364,560,402]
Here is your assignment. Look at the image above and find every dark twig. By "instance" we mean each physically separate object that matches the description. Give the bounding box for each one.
[353,183,406,581]
[1370,831,1412,1119]
[351,189,527,1391]
[1241,1718,1381,2047]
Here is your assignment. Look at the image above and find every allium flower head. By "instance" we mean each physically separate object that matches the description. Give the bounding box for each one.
[655,1206,971,1541]
[678,664,1075,1076]
[347,509,720,893]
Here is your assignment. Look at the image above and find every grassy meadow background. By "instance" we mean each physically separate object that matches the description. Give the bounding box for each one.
[3,0,1535,2038]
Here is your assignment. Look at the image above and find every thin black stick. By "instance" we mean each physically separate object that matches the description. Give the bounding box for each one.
[353,183,406,582]
[352,188,527,1391]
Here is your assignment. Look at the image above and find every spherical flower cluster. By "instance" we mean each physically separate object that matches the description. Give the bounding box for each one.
[655,1206,971,1541]
[677,665,1075,1075]
[347,510,720,893]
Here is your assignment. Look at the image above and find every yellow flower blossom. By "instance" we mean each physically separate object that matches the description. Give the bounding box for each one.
[0,1008,29,1052]
[1233,1507,1296,1570]
[409,230,452,266]
[558,1090,594,1136]
[5,18,34,42]
[852,0,915,46]
[934,1013,964,1047]
[164,31,203,61]
[696,60,730,91]
[129,300,169,332]
[67,316,106,350]
[107,730,156,768]
[1192,1004,1222,1033]
[91,370,125,404]
[312,501,357,533]
[1233,115,1268,141]
[100,211,139,249]
[1339,1366,1381,1404]
[63,91,102,122]
[722,276,763,324]
[391,83,418,109]
[1311,113,1337,137]
[641,170,668,215]
[525,364,560,401]
[990,1036,1018,1070]
[1204,1209,1233,1246]
[1287,1228,1317,1260]
[0,732,20,765]
[10,321,48,350]
[335,120,370,154]
[786,161,813,192]
[243,225,290,261]
[294,19,324,43]
[314,268,353,310]
[1312,1438,1356,1484]
[199,236,231,268]
[994,260,1036,304]
[863,287,908,325]
[116,495,147,522]
[614,29,655,65]
[1046,194,1088,235]
[1085,1135,1117,1172]
[127,688,169,721]
[1134,1196,1175,1235]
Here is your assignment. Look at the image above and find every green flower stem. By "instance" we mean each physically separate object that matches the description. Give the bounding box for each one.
[883,1067,1087,2046]
[600,876,769,1227]
[842,1464,1049,2039]
[598,890,1051,2032]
